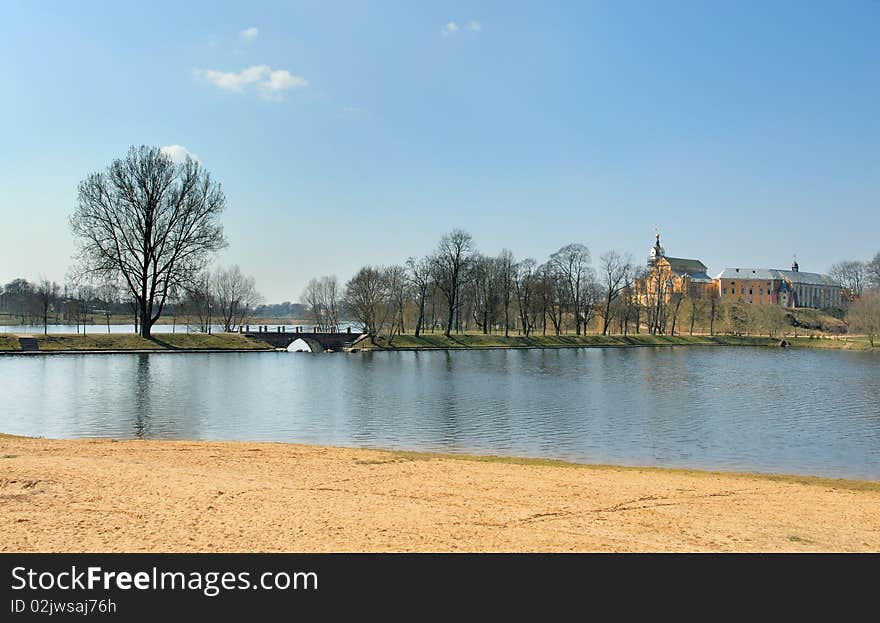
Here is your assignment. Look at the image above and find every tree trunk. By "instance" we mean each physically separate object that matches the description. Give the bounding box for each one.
[139,301,151,338]
[444,300,454,338]
[602,294,612,335]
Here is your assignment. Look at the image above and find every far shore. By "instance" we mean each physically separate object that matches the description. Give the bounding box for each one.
[0,331,874,354]
[1,434,878,552]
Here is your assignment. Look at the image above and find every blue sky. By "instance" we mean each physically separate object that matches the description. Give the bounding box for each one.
[1,1,878,301]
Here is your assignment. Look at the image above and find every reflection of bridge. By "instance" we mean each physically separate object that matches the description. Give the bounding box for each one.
[244,328,368,353]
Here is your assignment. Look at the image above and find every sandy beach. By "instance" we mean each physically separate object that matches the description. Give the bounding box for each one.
[2,434,878,552]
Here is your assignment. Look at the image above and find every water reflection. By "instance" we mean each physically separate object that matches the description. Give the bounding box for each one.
[0,347,878,479]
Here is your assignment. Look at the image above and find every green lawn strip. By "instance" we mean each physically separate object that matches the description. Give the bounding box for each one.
[359,333,791,351]
[0,335,22,351]
[384,449,880,493]
[33,333,269,351]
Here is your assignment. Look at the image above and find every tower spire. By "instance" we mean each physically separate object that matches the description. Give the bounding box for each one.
[648,227,665,266]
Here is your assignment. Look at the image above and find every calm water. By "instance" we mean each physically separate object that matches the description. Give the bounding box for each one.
[1,347,879,479]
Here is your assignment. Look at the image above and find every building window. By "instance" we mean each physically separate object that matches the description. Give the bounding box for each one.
[749,288,753,295]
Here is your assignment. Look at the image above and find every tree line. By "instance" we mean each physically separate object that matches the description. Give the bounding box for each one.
[297,232,880,346]
[0,265,264,336]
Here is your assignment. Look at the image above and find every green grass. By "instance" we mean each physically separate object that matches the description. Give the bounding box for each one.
[30,333,270,351]
[361,333,778,351]
[357,331,875,352]
[0,335,22,351]
[376,448,880,493]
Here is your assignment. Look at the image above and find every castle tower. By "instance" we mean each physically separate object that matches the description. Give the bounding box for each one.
[647,232,665,267]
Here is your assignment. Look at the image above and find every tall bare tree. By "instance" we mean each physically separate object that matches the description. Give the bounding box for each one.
[868,252,880,291]
[181,272,214,333]
[469,253,499,335]
[383,264,409,343]
[406,256,432,337]
[213,265,262,332]
[598,250,633,335]
[70,145,227,338]
[432,230,474,338]
[36,278,59,335]
[303,275,340,332]
[847,291,880,347]
[549,243,591,335]
[343,267,386,336]
[497,249,515,337]
[513,258,538,336]
[829,260,867,299]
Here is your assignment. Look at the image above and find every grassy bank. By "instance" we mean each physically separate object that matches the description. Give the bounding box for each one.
[0,335,21,351]
[0,333,271,352]
[358,332,875,351]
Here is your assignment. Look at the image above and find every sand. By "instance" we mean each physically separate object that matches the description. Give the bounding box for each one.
[1,434,878,552]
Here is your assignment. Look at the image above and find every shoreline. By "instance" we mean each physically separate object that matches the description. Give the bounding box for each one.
[2,434,878,552]
[0,332,874,355]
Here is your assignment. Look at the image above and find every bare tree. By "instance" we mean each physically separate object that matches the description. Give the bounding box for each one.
[96,278,121,333]
[549,243,591,334]
[847,291,880,347]
[579,275,601,335]
[406,256,432,337]
[213,266,262,332]
[432,230,474,338]
[868,252,880,291]
[383,265,409,343]
[513,258,538,336]
[469,253,499,334]
[1,279,36,324]
[538,262,566,336]
[829,260,867,299]
[181,272,214,333]
[303,275,340,332]
[497,249,515,337]
[598,250,633,335]
[343,267,386,336]
[35,278,59,335]
[70,145,227,339]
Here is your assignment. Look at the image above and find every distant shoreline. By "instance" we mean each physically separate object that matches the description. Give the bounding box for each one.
[0,331,874,354]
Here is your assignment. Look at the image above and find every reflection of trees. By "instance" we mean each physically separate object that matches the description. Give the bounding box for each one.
[132,353,152,438]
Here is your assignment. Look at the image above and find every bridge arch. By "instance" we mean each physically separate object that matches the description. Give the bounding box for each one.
[286,337,323,353]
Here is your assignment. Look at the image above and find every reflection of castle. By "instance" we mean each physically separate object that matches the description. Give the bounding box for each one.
[636,233,844,310]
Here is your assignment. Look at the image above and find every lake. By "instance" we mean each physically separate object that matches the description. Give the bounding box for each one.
[1,347,878,480]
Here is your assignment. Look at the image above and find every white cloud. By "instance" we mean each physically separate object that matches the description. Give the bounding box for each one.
[194,65,308,100]
[466,20,481,32]
[442,22,459,36]
[239,26,259,41]
[160,145,199,164]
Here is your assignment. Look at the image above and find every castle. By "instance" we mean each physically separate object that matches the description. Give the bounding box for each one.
[637,233,843,309]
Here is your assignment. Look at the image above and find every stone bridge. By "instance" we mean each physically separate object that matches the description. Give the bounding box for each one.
[244,328,368,353]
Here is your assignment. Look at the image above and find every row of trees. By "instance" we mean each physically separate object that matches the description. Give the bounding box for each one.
[304,230,645,343]
[833,252,880,347]
[298,230,880,345]
[829,254,880,298]
[0,265,263,335]
[1,276,123,334]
